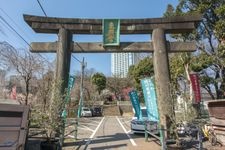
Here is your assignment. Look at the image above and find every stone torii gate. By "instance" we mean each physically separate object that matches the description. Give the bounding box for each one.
[24,14,201,139]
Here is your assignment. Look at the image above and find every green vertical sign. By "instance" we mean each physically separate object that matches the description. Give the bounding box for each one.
[103,19,120,46]
[62,75,75,118]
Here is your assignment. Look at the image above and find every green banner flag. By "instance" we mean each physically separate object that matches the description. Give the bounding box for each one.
[68,75,75,90]
[103,19,120,46]
[62,75,75,118]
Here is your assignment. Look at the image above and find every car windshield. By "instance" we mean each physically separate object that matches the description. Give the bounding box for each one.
[83,108,89,111]
[135,109,147,117]
[141,109,147,117]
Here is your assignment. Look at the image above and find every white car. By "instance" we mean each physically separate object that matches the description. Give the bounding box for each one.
[81,107,92,117]
[131,107,158,134]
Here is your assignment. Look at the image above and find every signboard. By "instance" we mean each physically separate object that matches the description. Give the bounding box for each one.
[141,78,159,122]
[190,73,201,103]
[129,90,142,120]
[103,19,120,46]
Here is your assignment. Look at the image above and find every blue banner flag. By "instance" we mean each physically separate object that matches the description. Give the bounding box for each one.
[129,90,142,120]
[141,78,159,122]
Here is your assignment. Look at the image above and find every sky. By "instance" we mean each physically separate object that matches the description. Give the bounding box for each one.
[0,0,178,76]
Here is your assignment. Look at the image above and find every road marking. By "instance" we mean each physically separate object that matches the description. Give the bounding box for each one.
[79,122,98,127]
[90,120,101,123]
[117,117,132,124]
[78,125,94,132]
[116,116,137,146]
[84,117,105,148]
[127,130,131,133]
[90,117,105,139]
[67,135,75,138]
[123,120,132,124]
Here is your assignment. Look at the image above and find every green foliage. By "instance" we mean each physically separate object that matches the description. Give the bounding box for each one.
[169,49,215,98]
[91,72,106,94]
[191,52,213,71]
[215,4,225,40]
[164,4,175,17]
[169,54,185,86]
[200,76,215,86]
[128,57,154,90]
[177,0,224,46]
[165,0,225,99]
[128,65,135,78]
[127,57,154,103]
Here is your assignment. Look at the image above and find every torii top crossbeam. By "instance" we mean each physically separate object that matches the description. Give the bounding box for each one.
[24,14,201,34]
[24,14,201,53]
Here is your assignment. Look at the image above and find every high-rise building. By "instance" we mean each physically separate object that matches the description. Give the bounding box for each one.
[111,53,140,78]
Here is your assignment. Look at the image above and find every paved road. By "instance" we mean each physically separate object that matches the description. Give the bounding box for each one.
[86,116,133,149]
[64,116,225,150]
[70,116,160,150]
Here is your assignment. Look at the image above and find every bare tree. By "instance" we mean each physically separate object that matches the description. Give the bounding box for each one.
[36,70,54,110]
[72,71,96,106]
[106,76,133,100]
[0,41,46,105]
[0,69,6,98]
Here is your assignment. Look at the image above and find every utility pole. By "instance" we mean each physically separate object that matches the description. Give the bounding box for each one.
[74,57,85,140]
[80,57,85,112]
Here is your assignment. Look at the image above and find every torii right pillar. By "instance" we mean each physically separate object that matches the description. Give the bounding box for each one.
[152,16,201,139]
[152,28,173,138]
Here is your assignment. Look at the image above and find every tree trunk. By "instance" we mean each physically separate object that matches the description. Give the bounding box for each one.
[204,86,215,99]
[184,64,193,103]
[220,67,225,98]
[25,79,30,105]
[215,71,220,99]
[184,64,200,118]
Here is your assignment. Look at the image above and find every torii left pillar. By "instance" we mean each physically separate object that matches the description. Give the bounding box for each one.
[56,28,72,93]
[56,28,72,148]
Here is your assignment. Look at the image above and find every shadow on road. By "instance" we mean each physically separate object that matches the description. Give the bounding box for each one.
[89,144,127,150]
[91,132,140,144]
[63,132,144,149]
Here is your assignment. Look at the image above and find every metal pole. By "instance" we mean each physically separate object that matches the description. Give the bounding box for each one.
[160,125,167,150]
[145,122,148,142]
[81,58,85,108]
[198,127,203,150]
[74,58,85,140]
